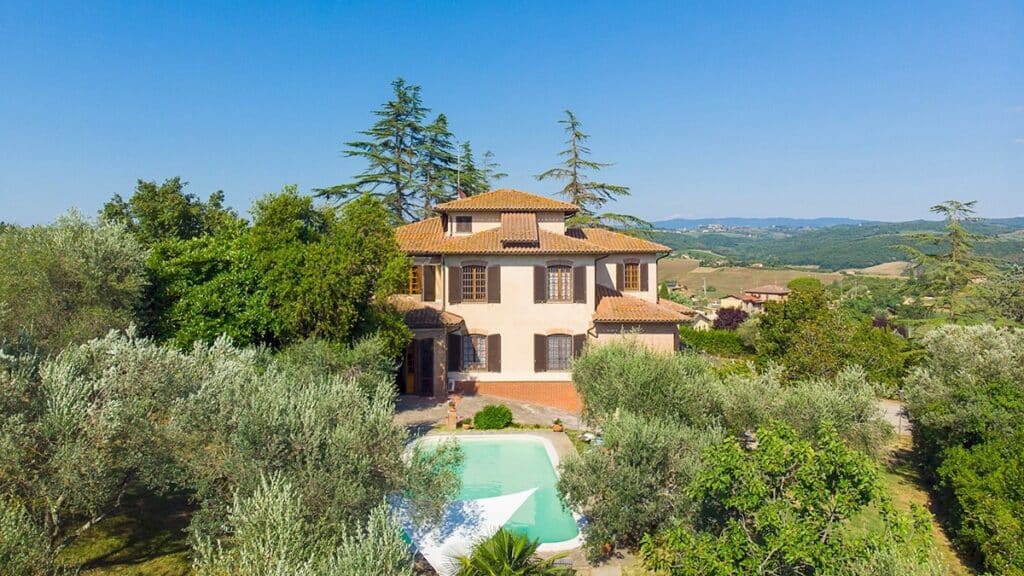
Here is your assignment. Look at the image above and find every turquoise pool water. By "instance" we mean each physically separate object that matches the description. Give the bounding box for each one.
[454,436,579,544]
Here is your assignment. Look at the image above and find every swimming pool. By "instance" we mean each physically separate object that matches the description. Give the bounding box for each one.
[411,433,582,556]
[453,435,580,548]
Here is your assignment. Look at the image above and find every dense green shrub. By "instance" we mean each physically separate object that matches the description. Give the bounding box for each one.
[571,339,721,426]
[559,413,721,559]
[756,278,911,385]
[639,423,941,576]
[905,325,1024,573]
[678,327,750,357]
[0,212,147,353]
[0,330,462,574]
[474,404,513,430]
[565,341,895,560]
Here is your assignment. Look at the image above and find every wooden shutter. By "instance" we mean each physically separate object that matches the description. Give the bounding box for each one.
[422,265,436,301]
[448,266,462,304]
[534,334,547,372]
[447,334,461,371]
[534,266,546,303]
[487,266,501,303]
[572,266,586,303]
[418,338,434,396]
[616,263,625,291]
[640,263,649,292]
[573,334,586,358]
[487,334,501,372]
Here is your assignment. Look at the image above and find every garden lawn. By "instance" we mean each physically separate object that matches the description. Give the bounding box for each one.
[57,491,192,576]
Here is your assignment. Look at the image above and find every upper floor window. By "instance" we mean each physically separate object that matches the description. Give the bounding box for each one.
[547,334,572,371]
[462,265,487,302]
[405,265,422,295]
[623,262,641,291]
[455,216,472,233]
[462,334,487,370]
[546,265,572,302]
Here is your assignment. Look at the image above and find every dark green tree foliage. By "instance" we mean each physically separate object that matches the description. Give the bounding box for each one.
[317,78,500,222]
[419,113,459,212]
[756,277,910,385]
[905,325,1024,574]
[899,200,993,320]
[640,423,936,576]
[535,110,650,232]
[144,187,410,354]
[318,79,427,222]
[101,177,237,245]
[472,404,514,430]
[456,141,490,198]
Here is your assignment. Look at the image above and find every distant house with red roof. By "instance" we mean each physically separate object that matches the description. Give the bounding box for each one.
[719,284,791,314]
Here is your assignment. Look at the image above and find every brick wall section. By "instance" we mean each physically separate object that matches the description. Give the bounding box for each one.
[453,380,582,412]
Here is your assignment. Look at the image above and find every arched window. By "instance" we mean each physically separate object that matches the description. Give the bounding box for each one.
[546,265,571,302]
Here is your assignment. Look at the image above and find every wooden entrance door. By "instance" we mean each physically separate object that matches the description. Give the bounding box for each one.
[417,338,433,396]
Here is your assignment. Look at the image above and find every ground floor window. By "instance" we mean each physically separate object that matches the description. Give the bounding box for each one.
[462,334,487,370]
[546,334,572,371]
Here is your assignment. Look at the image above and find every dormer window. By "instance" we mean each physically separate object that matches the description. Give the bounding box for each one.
[455,216,472,233]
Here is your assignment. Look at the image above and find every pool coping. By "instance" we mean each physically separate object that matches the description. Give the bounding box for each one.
[416,432,585,553]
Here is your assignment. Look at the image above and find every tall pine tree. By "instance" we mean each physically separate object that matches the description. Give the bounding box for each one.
[316,78,427,223]
[535,110,650,232]
[419,113,459,213]
[481,150,507,189]
[900,200,993,320]
[455,142,489,197]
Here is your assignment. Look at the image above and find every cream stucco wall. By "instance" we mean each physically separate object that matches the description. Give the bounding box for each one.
[445,211,568,237]
[442,254,596,383]
[592,323,679,353]
[596,254,659,302]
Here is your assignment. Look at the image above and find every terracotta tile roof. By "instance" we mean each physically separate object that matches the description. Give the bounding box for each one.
[594,293,686,324]
[567,228,670,253]
[389,296,464,330]
[435,189,579,213]
[395,217,445,254]
[499,212,539,245]
[395,218,669,256]
[439,227,604,254]
[657,298,697,321]
[746,284,791,295]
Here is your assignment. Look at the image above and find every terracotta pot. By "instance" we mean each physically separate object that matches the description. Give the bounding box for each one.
[552,424,564,432]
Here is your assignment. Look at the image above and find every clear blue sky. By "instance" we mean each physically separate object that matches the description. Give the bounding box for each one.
[1,1,1021,224]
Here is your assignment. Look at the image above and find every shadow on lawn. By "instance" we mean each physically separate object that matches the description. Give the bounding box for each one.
[59,491,193,575]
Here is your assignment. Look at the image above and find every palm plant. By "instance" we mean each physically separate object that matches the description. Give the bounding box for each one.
[452,528,574,575]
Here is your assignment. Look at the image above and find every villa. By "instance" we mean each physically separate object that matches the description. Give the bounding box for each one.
[391,189,686,410]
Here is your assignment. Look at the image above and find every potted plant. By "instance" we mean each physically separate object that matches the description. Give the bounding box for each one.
[551,418,564,433]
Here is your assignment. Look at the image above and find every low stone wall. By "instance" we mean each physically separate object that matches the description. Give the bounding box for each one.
[453,380,582,412]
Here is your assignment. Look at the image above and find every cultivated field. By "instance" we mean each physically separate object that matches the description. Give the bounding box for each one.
[659,258,844,297]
